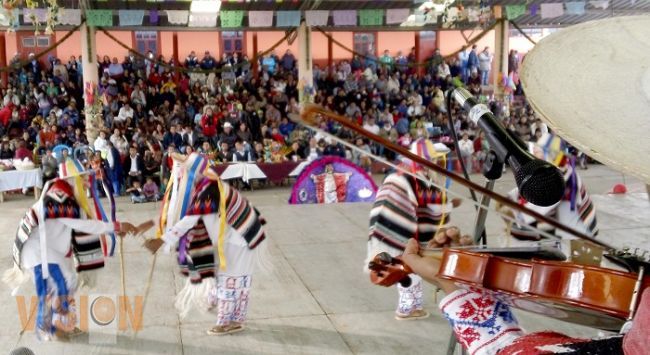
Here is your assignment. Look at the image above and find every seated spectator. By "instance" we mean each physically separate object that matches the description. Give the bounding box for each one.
[0,139,13,159]
[218,122,238,149]
[14,141,32,161]
[127,180,146,204]
[142,177,161,202]
[124,146,144,187]
[162,125,183,149]
[285,141,304,162]
[232,141,253,162]
[215,142,232,163]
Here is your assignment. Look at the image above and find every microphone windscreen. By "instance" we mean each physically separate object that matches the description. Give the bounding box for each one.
[515,160,565,207]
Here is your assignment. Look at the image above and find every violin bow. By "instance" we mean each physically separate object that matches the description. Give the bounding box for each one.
[291,104,614,251]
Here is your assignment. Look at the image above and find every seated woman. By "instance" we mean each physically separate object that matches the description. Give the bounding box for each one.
[400,238,648,355]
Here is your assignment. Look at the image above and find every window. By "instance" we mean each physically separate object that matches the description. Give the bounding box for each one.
[36,36,50,47]
[22,37,35,48]
[222,31,244,56]
[135,31,158,55]
[353,32,376,56]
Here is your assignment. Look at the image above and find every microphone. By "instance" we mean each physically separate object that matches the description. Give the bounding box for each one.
[451,87,564,206]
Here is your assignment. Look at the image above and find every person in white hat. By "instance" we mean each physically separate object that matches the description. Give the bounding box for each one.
[365,139,466,320]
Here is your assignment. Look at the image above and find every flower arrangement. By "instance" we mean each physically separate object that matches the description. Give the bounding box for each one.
[3,0,60,34]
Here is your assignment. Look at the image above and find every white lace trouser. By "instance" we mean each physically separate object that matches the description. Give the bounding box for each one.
[210,275,252,326]
[396,274,423,315]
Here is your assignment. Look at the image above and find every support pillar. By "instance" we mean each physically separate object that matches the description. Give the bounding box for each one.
[493,6,509,97]
[252,32,259,76]
[0,33,7,86]
[80,21,102,146]
[172,32,179,80]
[414,31,420,75]
[172,32,179,64]
[327,32,333,69]
[297,21,313,104]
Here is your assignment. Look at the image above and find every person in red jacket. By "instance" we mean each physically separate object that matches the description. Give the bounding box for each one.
[0,102,15,128]
[200,107,222,145]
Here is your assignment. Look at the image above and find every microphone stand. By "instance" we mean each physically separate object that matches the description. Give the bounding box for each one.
[472,150,505,244]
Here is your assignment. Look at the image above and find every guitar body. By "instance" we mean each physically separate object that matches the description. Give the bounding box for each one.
[437,249,650,331]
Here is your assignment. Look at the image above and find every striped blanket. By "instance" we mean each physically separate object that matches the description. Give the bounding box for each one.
[13,207,105,273]
[369,173,451,251]
[187,180,266,249]
[179,220,216,284]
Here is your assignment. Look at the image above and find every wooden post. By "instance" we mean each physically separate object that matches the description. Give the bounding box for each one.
[80,21,101,146]
[172,32,179,64]
[327,32,333,69]
[252,32,259,76]
[0,33,7,86]
[493,6,509,95]
[297,22,313,104]
[414,31,421,75]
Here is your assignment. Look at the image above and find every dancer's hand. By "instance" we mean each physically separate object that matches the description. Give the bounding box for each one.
[135,220,155,236]
[117,222,137,237]
[143,238,164,254]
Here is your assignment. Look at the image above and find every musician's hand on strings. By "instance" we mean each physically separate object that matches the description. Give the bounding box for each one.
[403,238,459,294]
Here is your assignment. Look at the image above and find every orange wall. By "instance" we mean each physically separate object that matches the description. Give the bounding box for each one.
[177,32,220,59]
[377,32,415,56]
[95,31,132,59]
[160,31,174,59]
[4,29,543,68]
[331,31,352,61]
[4,32,18,60]
[55,30,81,60]
[438,30,496,57]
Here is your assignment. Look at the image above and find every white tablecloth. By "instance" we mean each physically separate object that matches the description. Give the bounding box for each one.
[0,169,43,192]
[220,163,267,183]
[289,161,311,177]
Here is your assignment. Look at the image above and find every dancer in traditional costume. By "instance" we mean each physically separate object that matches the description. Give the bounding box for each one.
[4,159,137,340]
[400,238,646,355]
[504,126,598,242]
[366,139,464,320]
[157,153,268,335]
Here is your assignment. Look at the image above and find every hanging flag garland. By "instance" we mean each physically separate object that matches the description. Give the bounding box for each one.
[305,10,329,26]
[359,9,384,26]
[505,5,526,20]
[220,10,245,27]
[248,10,273,27]
[86,10,113,27]
[276,11,300,27]
[119,10,145,26]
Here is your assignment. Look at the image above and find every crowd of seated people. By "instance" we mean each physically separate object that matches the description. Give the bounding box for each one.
[0,44,576,196]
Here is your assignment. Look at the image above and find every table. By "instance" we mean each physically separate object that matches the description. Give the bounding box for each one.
[212,161,301,185]
[219,163,267,183]
[0,168,43,202]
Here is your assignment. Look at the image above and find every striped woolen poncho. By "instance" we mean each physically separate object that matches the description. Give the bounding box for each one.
[368,173,453,253]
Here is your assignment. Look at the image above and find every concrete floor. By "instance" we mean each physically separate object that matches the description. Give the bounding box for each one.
[0,165,647,355]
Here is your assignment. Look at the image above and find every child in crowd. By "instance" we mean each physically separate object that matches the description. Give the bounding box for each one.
[143,177,161,201]
[126,180,146,203]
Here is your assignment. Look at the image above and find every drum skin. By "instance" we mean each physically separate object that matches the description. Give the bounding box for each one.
[521,16,650,184]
